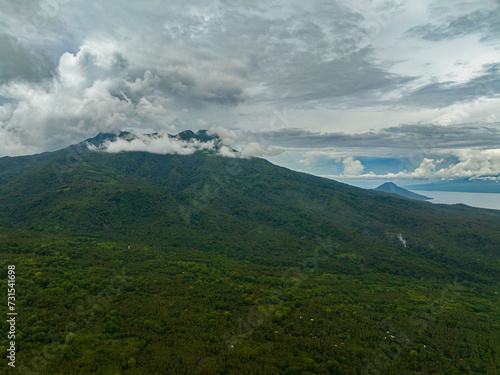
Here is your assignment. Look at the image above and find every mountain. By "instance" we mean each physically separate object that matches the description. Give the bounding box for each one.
[374,182,432,200]
[406,177,500,193]
[0,130,223,185]
[0,132,499,374]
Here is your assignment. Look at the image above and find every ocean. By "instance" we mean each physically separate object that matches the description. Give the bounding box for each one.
[412,190,500,211]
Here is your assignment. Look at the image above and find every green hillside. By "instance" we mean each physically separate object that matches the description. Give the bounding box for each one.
[0,135,499,374]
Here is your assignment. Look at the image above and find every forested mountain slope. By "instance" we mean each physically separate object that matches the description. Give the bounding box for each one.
[0,133,498,374]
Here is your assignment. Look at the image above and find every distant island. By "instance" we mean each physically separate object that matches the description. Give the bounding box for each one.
[405,178,500,193]
[374,182,432,200]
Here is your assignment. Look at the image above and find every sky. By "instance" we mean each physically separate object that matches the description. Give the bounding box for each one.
[1,0,499,187]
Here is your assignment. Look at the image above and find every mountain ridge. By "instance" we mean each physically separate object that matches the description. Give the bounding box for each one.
[0,129,224,185]
[1,135,499,248]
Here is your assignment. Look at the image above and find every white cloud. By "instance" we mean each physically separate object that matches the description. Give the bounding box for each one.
[218,145,239,158]
[341,156,365,176]
[0,43,176,156]
[240,142,283,158]
[432,97,500,126]
[322,150,500,180]
[92,132,217,155]
[298,150,344,166]
[208,125,239,147]
[205,126,284,157]
[91,129,283,159]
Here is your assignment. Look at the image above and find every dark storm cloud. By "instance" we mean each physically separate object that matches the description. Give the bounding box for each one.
[154,65,245,107]
[268,47,416,106]
[0,35,56,82]
[259,123,500,149]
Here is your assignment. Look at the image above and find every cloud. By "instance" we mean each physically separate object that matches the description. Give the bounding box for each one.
[0,42,179,156]
[93,132,217,155]
[256,123,500,151]
[154,61,246,107]
[0,35,56,83]
[240,142,283,158]
[208,125,239,147]
[323,150,500,180]
[406,4,500,42]
[0,0,499,167]
[341,156,365,176]
[90,128,282,159]
[395,62,500,108]
[207,125,284,156]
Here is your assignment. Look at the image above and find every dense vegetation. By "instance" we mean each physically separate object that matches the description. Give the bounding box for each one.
[0,134,498,374]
